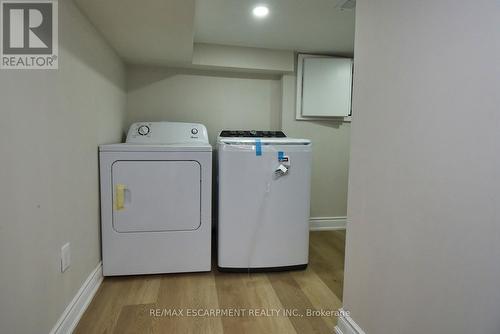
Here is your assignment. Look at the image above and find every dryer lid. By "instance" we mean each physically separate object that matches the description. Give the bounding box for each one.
[99,143,212,152]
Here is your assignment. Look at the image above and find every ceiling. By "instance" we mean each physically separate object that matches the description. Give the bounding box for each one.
[75,0,195,64]
[194,0,355,54]
[75,0,355,65]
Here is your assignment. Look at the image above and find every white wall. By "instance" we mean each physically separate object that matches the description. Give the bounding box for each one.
[343,1,500,333]
[0,0,126,333]
[192,43,294,73]
[126,65,282,144]
[282,75,350,218]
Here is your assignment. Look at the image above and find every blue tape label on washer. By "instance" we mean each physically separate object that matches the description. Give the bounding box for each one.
[278,151,284,161]
[255,139,262,156]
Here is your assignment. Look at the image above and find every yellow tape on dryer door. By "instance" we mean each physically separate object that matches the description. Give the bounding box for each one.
[114,184,126,210]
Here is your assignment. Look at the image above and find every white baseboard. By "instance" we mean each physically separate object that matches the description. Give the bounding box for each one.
[50,262,103,334]
[334,308,366,334]
[309,216,347,231]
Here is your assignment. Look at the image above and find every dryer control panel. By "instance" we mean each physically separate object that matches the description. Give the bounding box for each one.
[126,122,209,145]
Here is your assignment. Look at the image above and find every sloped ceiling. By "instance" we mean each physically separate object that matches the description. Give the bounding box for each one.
[75,0,195,65]
[74,0,355,65]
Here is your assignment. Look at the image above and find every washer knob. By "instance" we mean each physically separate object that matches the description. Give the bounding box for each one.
[191,128,198,135]
[138,125,150,136]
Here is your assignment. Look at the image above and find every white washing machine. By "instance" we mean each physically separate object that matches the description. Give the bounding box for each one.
[99,122,212,276]
[217,130,312,271]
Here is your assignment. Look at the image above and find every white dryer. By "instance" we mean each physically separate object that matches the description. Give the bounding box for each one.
[99,122,212,276]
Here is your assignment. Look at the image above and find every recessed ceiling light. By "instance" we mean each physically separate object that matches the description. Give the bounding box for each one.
[252,5,269,18]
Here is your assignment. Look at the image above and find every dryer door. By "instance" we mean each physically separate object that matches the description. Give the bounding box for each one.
[111,160,201,232]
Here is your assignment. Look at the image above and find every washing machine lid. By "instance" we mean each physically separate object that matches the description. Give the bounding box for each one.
[99,143,212,152]
[217,129,310,145]
[218,138,310,145]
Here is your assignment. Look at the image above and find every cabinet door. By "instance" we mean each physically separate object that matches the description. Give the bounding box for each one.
[111,160,201,232]
[301,57,352,117]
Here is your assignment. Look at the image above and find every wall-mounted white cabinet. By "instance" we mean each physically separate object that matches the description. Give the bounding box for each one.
[296,54,353,120]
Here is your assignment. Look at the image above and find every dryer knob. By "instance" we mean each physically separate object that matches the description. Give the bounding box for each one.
[138,125,150,136]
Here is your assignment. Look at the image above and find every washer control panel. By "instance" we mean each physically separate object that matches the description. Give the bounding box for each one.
[219,130,286,138]
[126,122,209,144]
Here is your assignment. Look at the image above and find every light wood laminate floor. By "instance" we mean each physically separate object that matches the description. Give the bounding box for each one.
[74,231,345,334]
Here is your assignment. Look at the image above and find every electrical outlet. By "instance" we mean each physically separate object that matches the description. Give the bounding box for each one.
[61,242,71,273]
